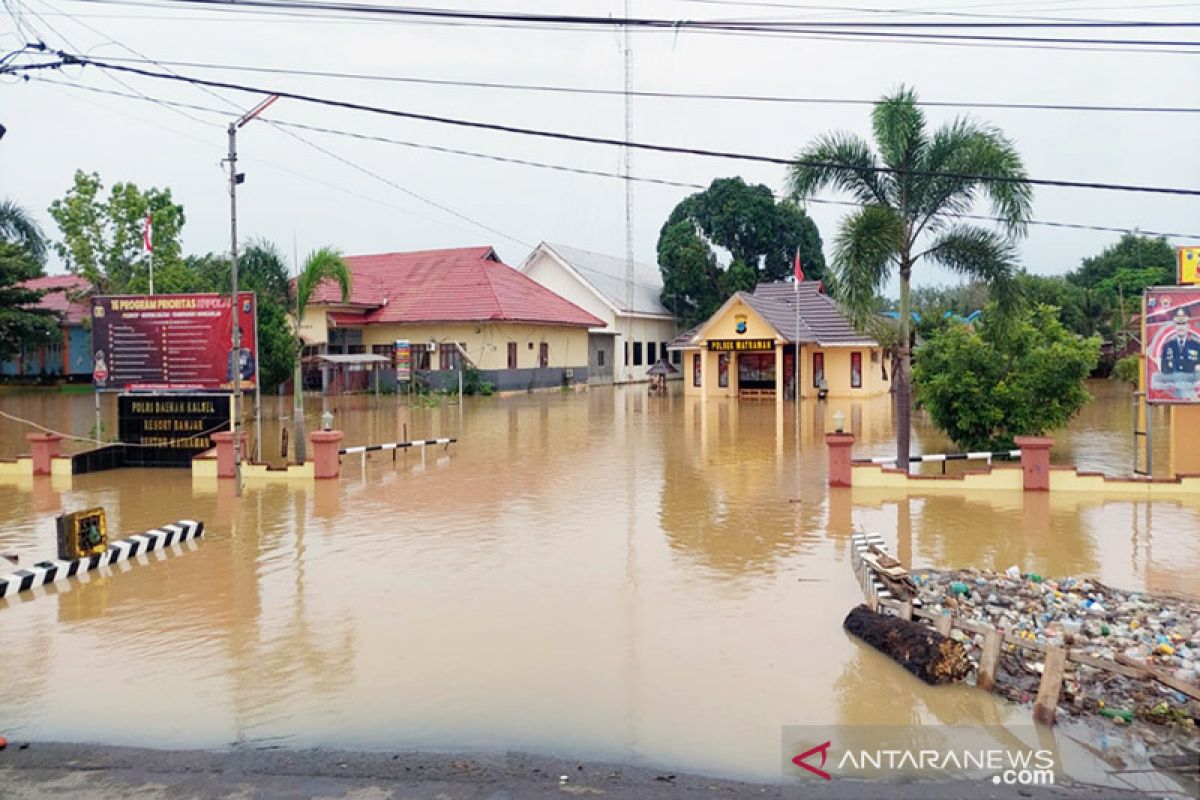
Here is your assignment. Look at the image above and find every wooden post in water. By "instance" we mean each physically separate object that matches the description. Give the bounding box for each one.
[1034,645,1067,725]
[978,626,1002,692]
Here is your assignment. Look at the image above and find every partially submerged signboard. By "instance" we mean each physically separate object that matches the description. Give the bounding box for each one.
[118,393,231,466]
[1145,287,1200,404]
[91,293,258,391]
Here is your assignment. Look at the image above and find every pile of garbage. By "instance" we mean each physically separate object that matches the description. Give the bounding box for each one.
[912,567,1200,738]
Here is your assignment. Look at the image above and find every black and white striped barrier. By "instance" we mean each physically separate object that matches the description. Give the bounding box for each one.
[0,519,204,601]
[339,438,456,455]
[853,450,1021,466]
[849,533,921,617]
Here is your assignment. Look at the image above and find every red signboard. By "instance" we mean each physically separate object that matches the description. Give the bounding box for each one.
[1144,287,1200,405]
[91,293,258,391]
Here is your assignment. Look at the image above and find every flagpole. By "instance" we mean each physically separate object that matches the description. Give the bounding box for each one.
[145,212,155,295]
[794,247,800,406]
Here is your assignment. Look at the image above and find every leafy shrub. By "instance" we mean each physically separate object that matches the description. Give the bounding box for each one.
[1112,354,1140,387]
[913,305,1101,450]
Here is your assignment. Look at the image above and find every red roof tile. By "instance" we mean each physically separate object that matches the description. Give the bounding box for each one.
[21,275,92,325]
[310,246,603,328]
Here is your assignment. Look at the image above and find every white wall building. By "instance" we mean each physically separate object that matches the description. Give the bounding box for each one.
[520,242,680,384]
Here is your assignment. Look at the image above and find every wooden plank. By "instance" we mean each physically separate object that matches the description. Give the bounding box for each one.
[955,618,993,637]
[861,552,908,579]
[1033,646,1068,726]
[1117,654,1200,701]
[935,614,952,636]
[1069,652,1145,680]
[899,600,913,621]
[911,606,938,622]
[978,627,1002,692]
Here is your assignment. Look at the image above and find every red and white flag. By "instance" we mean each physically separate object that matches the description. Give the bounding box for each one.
[793,248,804,284]
[143,213,153,253]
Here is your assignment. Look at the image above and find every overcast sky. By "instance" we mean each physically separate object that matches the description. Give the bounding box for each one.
[2,0,1198,292]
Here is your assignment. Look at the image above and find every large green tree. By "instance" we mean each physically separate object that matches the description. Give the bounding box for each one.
[189,241,296,393]
[0,199,48,265]
[0,243,58,364]
[1067,233,1175,340]
[788,86,1032,467]
[657,177,825,327]
[913,305,1100,450]
[292,248,351,463]
[48,170,187,294]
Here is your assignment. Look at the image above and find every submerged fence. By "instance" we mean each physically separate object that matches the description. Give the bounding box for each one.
[852,450,1022,474]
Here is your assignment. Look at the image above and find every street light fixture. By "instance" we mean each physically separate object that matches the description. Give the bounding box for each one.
[225,94,278,498]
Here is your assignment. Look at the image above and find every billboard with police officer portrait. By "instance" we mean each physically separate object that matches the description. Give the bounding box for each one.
[1145,287,1200,404]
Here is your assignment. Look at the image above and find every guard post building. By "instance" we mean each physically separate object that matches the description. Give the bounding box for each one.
[671,282,889,402]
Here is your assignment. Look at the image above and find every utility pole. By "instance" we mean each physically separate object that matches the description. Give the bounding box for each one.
[623,0,634,378]
[225,94,279,498]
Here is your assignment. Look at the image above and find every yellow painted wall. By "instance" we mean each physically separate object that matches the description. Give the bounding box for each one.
[298,306,329,345]
[852,463,1024,492]
[1170,405,1200,476]
[1048,469,1200,496]
[801,345,890,399]
[851,461,1200,496]
[683,297,779,398]
[361,322,590,370]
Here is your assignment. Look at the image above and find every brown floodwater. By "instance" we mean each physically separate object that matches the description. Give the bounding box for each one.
[0,380,1196,790]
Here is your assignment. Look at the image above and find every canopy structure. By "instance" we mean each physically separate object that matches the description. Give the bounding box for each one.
[647,359,679,376]
[313,354,390,366]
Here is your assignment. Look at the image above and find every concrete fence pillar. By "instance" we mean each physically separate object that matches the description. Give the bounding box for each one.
[1014,435,1054,491]
[825,432,856,487]
[309,430,344,479]
[211,431,249,479]
[26,433,63,476]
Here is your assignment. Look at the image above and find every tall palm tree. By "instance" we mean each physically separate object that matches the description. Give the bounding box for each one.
[787,86,1032,468]
[0,199,48,264]
[291,247,351,464]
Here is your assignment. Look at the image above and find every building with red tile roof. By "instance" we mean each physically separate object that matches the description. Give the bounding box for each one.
[2,274,94,380]
[299,246,606,392]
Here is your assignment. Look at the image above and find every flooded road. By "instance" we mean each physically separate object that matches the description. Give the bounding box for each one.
[1,380,1196,785]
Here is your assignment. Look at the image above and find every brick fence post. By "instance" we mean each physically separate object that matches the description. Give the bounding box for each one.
[1014,436,1054,491]
[211,431,248,479]
[825,432,856,487]
[309,430,344,479]
[26,432,63,476]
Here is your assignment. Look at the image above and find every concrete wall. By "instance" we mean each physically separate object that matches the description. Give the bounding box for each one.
[361,322,589,372]
[613,315,680,383]
[588,334,615,384]
[521,249,677,383]
[521,250,617,329]
[67,325,92,377]
[420,366,587,392]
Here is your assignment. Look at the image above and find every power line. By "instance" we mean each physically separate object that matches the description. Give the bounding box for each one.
[92,0,1200,31]
[14,2,534,248]
[41,0,1200,55]
[29,76,1200,241]
[72,55,1200,114]
[14,53,1200,198]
